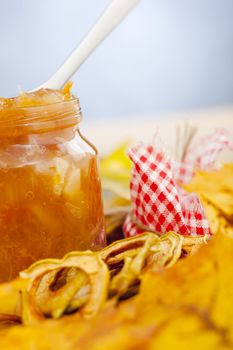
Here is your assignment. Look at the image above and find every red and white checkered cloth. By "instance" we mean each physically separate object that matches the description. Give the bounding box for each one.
[123,129,233,238]
[173,128,233,185]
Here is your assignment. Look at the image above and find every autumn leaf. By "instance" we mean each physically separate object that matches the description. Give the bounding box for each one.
[0,233,232,350]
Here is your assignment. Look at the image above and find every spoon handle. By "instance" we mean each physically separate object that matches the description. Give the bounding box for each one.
[40,0,141,90]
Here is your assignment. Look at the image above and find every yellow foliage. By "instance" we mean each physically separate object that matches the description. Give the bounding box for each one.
[100,143,132,236]
[0,233,232,349]
[185,164,233,237]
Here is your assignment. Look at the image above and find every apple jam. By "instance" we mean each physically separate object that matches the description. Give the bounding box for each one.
[0,83,105,282]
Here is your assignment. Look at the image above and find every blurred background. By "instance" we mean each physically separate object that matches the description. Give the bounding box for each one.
[0,0,233,121]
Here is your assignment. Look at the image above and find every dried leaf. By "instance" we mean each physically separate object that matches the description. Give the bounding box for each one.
[0,234,232,349]
[185,164,233,236]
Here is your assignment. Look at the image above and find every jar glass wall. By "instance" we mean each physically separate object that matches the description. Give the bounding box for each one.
[0,86,105,281]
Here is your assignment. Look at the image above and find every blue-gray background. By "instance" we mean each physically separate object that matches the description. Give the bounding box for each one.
[0,0,233,120]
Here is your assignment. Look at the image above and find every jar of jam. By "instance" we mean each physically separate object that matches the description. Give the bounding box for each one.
[0,83,105,282]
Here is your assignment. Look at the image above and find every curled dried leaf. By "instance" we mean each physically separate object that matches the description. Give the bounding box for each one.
[0,232,208,326]
[110,235,155,296]
[101,233,159,267]
[147,232,183,269]
[182,235,209,255]
[33,268,89,318]
[21,252,110,325]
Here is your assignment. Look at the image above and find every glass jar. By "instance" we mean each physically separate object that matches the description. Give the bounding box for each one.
[0,87,105,282]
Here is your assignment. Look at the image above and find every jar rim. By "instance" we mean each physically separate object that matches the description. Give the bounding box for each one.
[0,96,82,140]
[0,96,78,111]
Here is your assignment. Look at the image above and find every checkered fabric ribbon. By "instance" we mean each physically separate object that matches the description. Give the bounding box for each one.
[173,128,233,185]
[123,129,233,238]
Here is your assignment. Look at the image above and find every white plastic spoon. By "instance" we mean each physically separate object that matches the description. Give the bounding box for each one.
[34,0,142,91]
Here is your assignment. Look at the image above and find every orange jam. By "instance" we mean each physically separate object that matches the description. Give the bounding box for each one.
[0,83,105,282]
